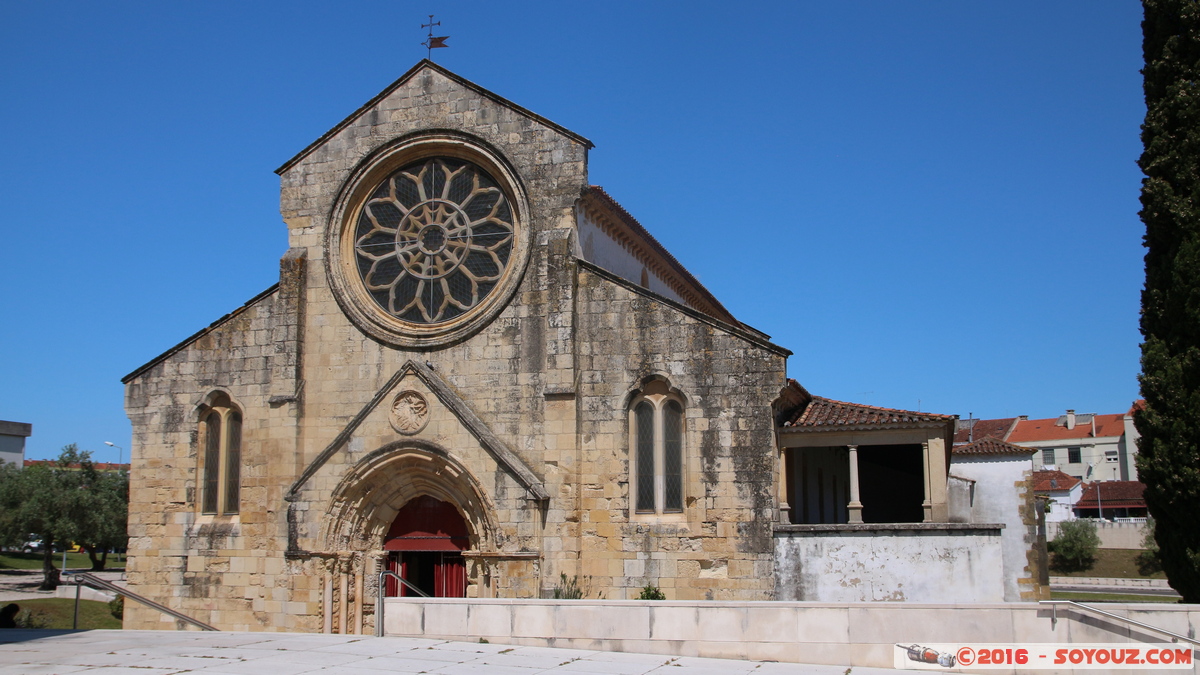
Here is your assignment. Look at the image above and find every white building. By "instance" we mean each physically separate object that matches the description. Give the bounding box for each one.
[0,420,31,468]
[957,403,1142,482]
[948,437,1040,601]
[1031,469,1082,523]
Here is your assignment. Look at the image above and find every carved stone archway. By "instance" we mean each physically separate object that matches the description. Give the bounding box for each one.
[321,440,497,556]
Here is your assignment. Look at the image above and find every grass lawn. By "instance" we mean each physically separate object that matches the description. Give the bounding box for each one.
[9,598,122,629]
[0,551,125,571]
[1052,548,1166,579]
[1051,590,1180,604]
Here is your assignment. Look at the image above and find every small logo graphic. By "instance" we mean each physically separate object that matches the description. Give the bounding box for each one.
[390,390,430,434]
[898,644,956,668]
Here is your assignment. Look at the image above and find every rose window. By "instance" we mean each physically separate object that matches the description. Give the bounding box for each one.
[352,157,515,324]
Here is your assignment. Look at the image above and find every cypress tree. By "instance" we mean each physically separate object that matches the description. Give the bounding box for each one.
[1136,0,1200,603]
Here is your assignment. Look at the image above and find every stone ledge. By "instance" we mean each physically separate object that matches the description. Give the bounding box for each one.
[773,522,1004,533]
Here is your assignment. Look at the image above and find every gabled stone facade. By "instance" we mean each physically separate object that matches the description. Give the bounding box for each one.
[122,61,790,632]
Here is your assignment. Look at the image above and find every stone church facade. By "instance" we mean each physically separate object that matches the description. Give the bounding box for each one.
[123,61,1024,633]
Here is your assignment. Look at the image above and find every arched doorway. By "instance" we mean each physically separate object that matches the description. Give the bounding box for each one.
[383,495,468,597]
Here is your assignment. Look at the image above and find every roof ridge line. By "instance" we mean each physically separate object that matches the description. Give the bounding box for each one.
[810,395,955,419]
[276,60,593,175]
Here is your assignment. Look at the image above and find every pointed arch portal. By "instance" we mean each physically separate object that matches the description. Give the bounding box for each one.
[384,495,467,597]
[320,442,497,600]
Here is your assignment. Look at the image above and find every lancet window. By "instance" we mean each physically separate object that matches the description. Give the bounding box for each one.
[199,393,241,515]
[629,379,685,515]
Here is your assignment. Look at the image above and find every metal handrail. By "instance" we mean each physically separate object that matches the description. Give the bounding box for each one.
[71,572,218,631]
[1040,600,1195,646]
[375,570,430,637]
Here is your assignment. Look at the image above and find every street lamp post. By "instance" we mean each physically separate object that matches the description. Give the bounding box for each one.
[104,441,123,467]
[1086,463,1104,521]
[1089,461,1104,521]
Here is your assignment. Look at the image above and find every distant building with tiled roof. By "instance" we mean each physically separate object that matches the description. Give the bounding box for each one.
[1075,480,1147,519]
[1031,469,1081,493]
[951,403,1141,483]
[1030,469,1083,523]
[23,459,129,473]
[953,417,1017,445]
[952,437,1036,457]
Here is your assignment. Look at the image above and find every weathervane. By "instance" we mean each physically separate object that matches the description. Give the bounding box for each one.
[421,15,449,60]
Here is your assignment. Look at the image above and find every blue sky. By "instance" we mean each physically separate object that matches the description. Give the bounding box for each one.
[0,2,1146,463]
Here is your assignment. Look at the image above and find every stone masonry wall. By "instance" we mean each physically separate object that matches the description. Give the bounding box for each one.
[569,264,787,600]
[124,62,789,633]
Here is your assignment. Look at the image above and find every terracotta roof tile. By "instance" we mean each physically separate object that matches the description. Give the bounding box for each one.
[953,418,1016,444]
[1031,469,1081,492]
[785,396,955,429]
[23,459,128,472]
[1077,480,1146,508]
[1007,413,1126,443]
[953,437,1037,456]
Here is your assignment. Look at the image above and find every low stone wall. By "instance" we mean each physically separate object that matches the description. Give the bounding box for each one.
[1048,520,1147,549]
[1050,576,1172,589]
[54,584,117,603]
[773,523,1006,602]
[382,598,1200,669]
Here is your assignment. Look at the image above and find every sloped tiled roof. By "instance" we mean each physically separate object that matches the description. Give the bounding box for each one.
[1076,481,1146,508]
[23,459,128,473]
[1007,413,1126,442]
[953,417,1017,445]
[1031,469,1082,492]
[784,396,955,429]
[952,437,1037,456]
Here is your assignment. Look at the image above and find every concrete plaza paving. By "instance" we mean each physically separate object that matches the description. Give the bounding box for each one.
[0,629,906,674]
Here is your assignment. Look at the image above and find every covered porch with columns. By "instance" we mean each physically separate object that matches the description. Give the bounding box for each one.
[772,383,957,525]
[769,382,1005,602]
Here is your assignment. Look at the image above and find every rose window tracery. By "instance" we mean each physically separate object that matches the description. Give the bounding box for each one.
[352,157,515,324]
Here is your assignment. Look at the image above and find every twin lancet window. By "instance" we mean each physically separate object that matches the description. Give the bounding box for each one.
[200,393,241,515]
[630,380,685,514]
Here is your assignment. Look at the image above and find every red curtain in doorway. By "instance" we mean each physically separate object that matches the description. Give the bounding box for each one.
[382,496,469,598]
[436,554,466,597]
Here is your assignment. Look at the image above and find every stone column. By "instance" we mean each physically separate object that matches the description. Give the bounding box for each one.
[778,448,792,523]
[921,440,934,522]
[353,560,364,634]
[322,571,333,634]
[847,445,863,524]
[338,557,349,635]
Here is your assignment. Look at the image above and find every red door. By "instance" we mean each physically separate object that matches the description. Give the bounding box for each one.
[383,496,468,597]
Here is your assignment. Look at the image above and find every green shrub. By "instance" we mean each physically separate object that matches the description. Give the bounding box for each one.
[108,595,123,620]
[1050,520,1100,573]
[1138,518,1163,575]
[15,608,49,629]
[637,585,665,600]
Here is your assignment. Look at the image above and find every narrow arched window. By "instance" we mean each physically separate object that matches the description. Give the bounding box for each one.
[199,393,242,516]
[635,402,656,512]
[223,412,242,515]
[628,380,687,517]
[663,401,683,512]
[202,412,222,514]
